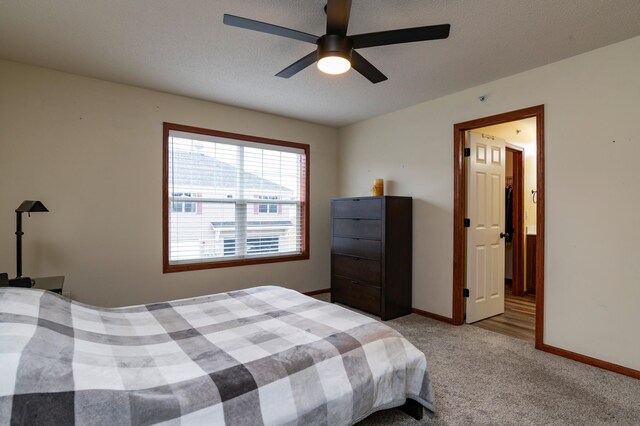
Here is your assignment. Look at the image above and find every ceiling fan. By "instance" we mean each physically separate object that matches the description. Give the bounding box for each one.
[223,0,451,84]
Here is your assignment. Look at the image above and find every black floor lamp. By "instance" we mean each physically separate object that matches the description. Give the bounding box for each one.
[9,200,48,288]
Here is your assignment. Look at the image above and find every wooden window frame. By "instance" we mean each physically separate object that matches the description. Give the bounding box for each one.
[162,122,310,273]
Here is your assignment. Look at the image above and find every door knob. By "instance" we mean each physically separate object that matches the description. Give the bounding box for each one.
[500,232,510,239]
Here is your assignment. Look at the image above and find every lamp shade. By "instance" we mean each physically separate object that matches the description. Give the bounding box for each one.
[16,200,48,213]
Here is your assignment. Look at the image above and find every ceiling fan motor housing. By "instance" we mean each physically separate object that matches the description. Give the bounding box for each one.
[318,34,353,60]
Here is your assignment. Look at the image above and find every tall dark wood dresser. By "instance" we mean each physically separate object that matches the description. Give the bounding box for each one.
[331,196,412,320]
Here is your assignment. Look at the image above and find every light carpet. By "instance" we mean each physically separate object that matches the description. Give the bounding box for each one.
[312,294,640,425]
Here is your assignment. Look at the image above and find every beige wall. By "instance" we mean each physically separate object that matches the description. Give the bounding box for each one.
[2,36,639,371]
[0,60,338,307]
[338,36,640,370]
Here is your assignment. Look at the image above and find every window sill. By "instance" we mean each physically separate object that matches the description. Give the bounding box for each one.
[163,252,310,273]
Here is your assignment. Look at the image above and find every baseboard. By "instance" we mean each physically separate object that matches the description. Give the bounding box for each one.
[307,288,638,379]
[539,343,640,380]
[411,307,455,324]
[412,310,639,379]
[303,288,331,296]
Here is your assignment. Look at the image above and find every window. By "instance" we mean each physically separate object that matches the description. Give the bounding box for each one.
[171,192,196,213]
[223,239,236,257]
[223,237,280,256]
[247,237,279,254]
[163,123,309,272]
[257,195,279,214]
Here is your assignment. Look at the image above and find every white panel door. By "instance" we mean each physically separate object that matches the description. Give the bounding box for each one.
[466,131,506,323]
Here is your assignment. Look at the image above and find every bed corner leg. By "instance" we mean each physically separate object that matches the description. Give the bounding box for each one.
[400,398,423,420]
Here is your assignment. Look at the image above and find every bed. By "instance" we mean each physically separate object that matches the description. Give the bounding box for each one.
[0,285,434,425]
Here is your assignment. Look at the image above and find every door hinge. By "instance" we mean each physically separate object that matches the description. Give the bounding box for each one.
[464,148,471,157]
[463,288,470,298]
[464,218,470,227]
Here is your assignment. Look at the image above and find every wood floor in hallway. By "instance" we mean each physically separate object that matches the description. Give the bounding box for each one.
[471,286,536,343]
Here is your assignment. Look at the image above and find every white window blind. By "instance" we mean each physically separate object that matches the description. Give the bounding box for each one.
[166,128,307,267]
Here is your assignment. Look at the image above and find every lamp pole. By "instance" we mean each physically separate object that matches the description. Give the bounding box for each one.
[16,212,24,278]
[12,200,48,281]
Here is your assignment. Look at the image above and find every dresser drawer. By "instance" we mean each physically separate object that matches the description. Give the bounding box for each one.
[333,237,381,260]
[333,218,382,239]
[332,198,382,219]
[332,276,381,316]
[332,255,381,286]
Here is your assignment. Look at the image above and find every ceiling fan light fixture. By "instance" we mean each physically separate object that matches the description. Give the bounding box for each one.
[317,55,351,75]
[316,34,352,75]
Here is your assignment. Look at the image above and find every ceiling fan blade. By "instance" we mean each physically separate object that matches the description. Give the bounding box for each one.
[350,24,451,49]
[223,14,319,44]
[276,51,318,78]
[326,0,352,36]
[350,50,387,84]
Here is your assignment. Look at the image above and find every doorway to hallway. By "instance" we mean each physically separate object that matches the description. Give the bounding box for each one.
[452,105,545,348]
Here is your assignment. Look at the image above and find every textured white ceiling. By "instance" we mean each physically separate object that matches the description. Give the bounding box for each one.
[1,0,639,127]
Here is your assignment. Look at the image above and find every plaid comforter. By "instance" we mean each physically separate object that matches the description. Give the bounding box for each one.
[0,285,434,425]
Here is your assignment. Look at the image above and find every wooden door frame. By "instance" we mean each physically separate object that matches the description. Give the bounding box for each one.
[505,144,525,297]
[452,105,545,350]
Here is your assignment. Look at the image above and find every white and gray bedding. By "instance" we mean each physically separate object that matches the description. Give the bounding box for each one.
[0,285,434,425]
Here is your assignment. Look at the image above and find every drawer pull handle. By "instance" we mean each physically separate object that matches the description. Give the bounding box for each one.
[352,218,360,221]
[350,280,359,284]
